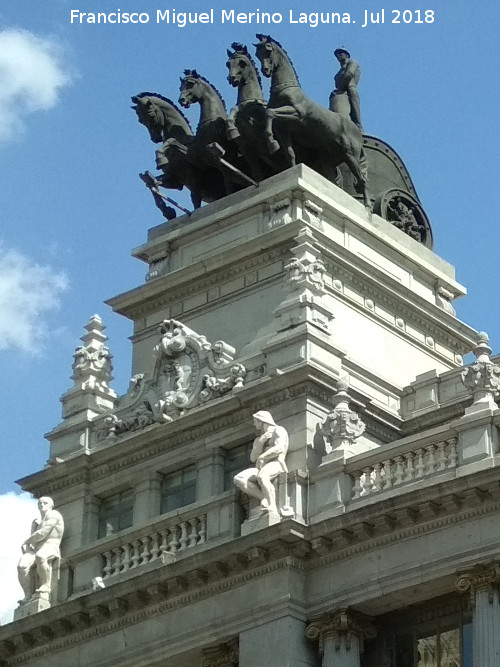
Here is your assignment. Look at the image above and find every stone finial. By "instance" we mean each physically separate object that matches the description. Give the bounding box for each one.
[461,332,500,409]
[321,377,366,456]
[306,608,376,654]
[71,315,113,390]
[61,315,117,421]
[456,561,500,606]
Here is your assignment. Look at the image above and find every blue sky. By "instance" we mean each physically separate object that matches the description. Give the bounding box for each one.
[0,0,499,618]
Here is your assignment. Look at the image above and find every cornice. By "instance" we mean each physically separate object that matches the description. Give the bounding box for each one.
[108,236,292,321]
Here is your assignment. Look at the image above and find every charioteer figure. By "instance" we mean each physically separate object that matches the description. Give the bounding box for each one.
[329,47,362,130]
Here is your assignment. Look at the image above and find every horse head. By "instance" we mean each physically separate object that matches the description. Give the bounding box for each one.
[226,43,262,89]
[132,93,192,143]
[254,35,299,84]
[254,34,281,78]
[178,70,203,108]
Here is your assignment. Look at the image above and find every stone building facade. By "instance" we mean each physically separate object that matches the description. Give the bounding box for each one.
[1,165,499,666]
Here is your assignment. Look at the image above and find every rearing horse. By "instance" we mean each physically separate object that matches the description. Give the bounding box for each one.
[254,34,369,207]
[226,42,286,182]
[131,92,226,208]
[179,69,248,195]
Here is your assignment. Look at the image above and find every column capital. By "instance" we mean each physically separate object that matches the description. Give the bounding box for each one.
[306,608,376,654]
[456,561,500,604]
[201,639,238,667]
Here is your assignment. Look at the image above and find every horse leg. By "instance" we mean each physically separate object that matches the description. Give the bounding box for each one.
[343,150,371,210]
[275,127,295,167]
[264,110,281,154]
[190,190,202,209]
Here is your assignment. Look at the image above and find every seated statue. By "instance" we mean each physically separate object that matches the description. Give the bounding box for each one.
[234,411,288,515]
[18,496,64,603]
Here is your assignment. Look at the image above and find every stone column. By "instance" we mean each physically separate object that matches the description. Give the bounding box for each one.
[456,561,500,665]
[201,639,238,667]
[306,609,375,667]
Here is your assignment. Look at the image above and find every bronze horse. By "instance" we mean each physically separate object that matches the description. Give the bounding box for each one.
[254,35,369,207]
[179,69,251,196]
[132,92,226,208]
[226,42,286,182]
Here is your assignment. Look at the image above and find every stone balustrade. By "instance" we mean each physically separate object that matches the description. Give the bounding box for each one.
[347,437,458,500]
[102,512,207,580]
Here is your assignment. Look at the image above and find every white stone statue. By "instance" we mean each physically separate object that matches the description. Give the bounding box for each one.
[17,497,64,604]
[234,411,289,515]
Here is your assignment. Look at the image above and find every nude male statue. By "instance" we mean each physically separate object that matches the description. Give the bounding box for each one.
[234,411,288,515]
[329,47,362,129]
[18,496,64,603]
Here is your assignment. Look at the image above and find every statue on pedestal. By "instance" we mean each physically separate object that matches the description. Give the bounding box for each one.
[234,411,288,515]
[17,497,64,605]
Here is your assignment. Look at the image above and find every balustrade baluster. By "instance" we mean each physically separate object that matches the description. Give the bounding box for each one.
[188,518,199,547]
[362,466,374,495]
[112,547,122,576]
[131,539,141,568]
[199,516,207,544]
[351,471,363,499]
[382,459,394,489]
[103,550,113,579]
[179,522,188,551]
[140,536,151,565]
[404,451,415,482]
[150,532,160,560]
[426,444,437,474]
[122,543,131,572]
[394,456,405,485]
[447,438,458,468]
[437,442,447,470]
[159,528,168,554]
[168,526,180,554]
[415,449,425,478]
[372,463,383,492]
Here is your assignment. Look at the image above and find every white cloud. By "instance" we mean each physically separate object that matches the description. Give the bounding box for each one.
[0,28,73,141]
[0,244,68,354]
[0,492,39,625]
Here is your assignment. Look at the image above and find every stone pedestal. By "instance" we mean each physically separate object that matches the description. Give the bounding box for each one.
[306,609,375,667]
[13,592,51,621]
[241,507,281,536]
[456,562,500,666]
